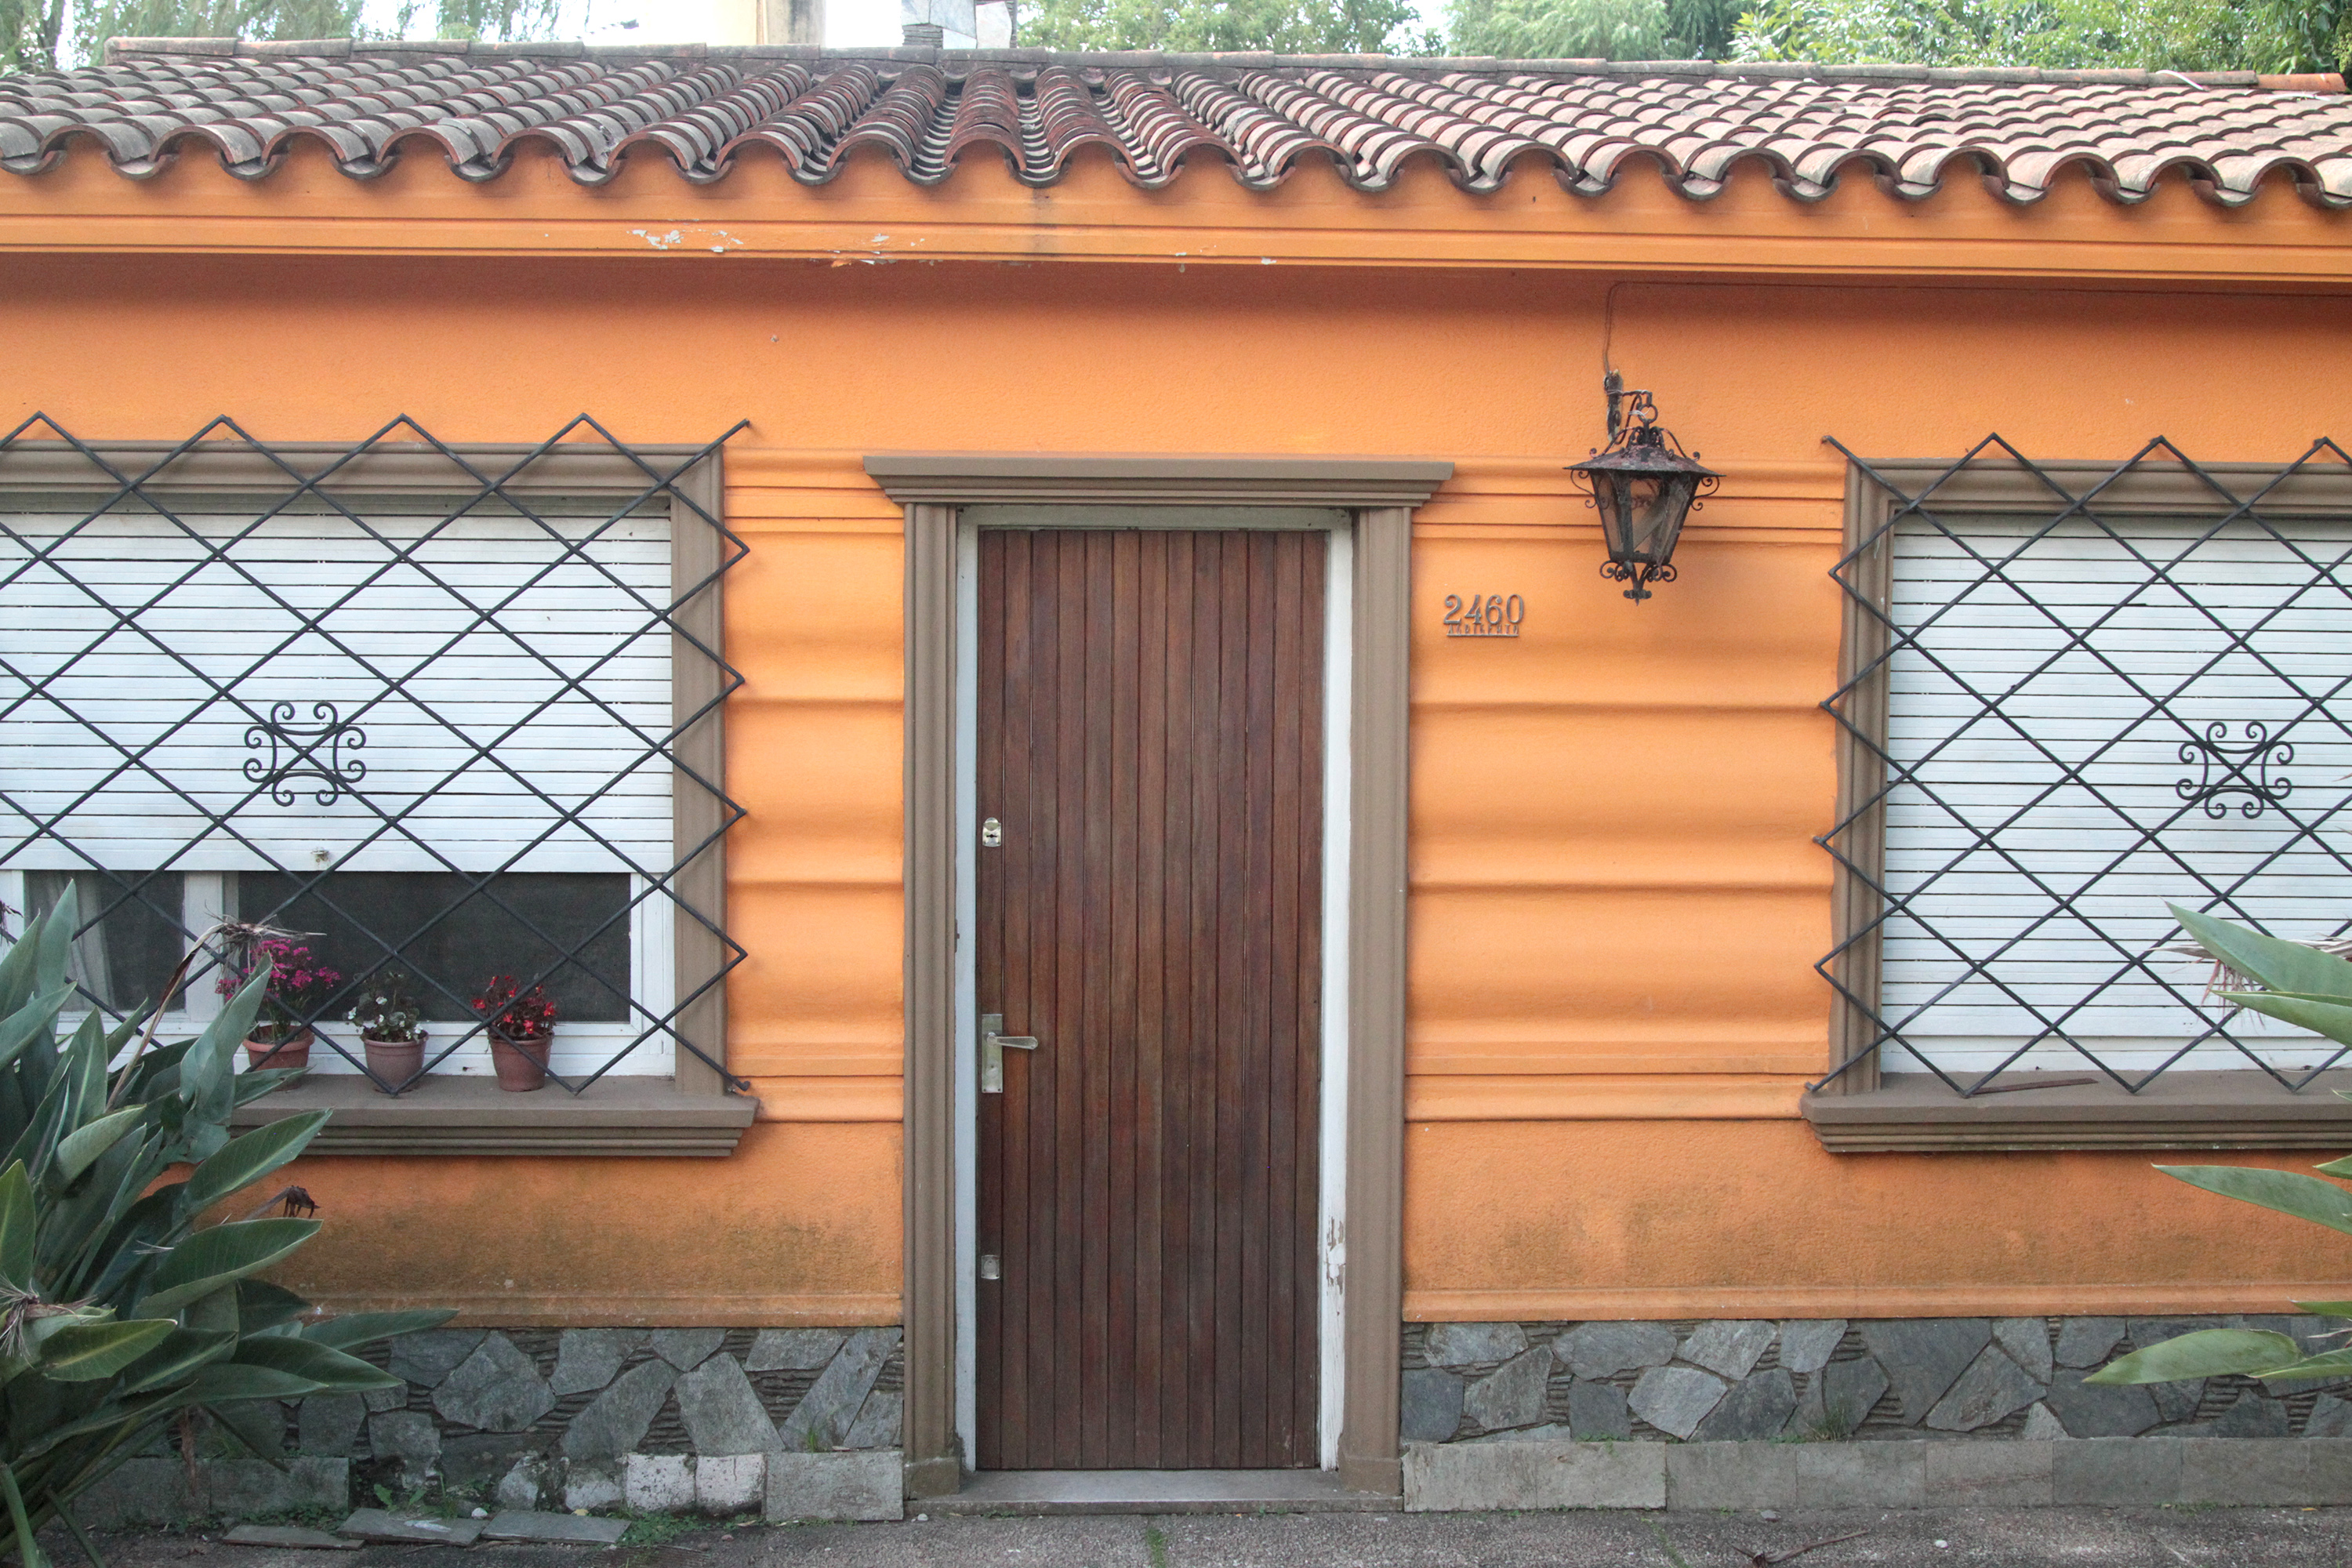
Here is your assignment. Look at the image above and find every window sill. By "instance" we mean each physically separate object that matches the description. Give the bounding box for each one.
[230,1074,759,1156]
[1803,1070,2352,1152]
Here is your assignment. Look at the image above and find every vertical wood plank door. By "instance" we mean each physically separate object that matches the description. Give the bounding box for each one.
[976,528,1325,1471]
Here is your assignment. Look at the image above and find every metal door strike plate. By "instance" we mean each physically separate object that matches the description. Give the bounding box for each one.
[980,1012,1038,1093]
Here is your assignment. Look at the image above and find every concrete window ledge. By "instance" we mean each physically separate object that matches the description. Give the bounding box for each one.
[1802,1070,2352,1152]
[229,1074,759,1156]
[1405,1437,2352,1511]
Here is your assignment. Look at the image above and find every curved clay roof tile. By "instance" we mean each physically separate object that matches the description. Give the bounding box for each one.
[9,46,2348,206]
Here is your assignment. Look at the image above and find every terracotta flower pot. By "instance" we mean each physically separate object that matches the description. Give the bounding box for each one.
[363,1033,426,1092]
[489,1029,550,1092]
[244,1026,313,1071]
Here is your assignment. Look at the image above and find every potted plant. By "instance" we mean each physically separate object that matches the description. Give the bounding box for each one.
[219,935,341,1071]
[348,971,426,1091]
[473,974,556,1092]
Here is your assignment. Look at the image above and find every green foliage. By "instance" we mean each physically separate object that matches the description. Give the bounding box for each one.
[31,0,568,75]
[2084,906,2352,1388]
[1019,0,1429,55]
[421,0,564,45]
[0,0,67,74]
[0,889,452,1565]
[67,0,363,74]
[1730,0,2352,74]
[1447,0,1738,60]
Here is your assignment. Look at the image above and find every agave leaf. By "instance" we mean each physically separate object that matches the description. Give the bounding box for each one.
[1,1457,51,1568]
[298,1308,458,1351]
[0,909,41,1018]
[184,1113,327,1215]
[0,988,75,1081]
[50,1106,145,1188]
[2293,1300,2352,1318]
[0,1162,34,1293]
[237,1279,310,1334]
[113,1327,240,1396]
[34,1319,176,1384]
[134,1218,320,1318]
[2222,991,2352,1051]
[82,1187,182,1311]
[230,1069,306,1108]
[2175,906,2352,1000]
[2256,1348,2352,1383]
[2085,1327,2303,1385]
[31,884,75,995]
[183,1283,240,1337]
[2156,1163,2352,1236]
[180,1360,328,1404]
[230,1336,397,1392]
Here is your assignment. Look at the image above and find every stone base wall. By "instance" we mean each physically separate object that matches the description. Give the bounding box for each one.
[1404,1316,2347,1445]
[266,1326,901,1513]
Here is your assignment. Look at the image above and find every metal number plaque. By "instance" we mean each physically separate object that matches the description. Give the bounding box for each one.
[1443,593,1523,639]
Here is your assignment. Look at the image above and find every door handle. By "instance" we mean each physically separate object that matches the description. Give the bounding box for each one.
[980,1013,1039,1094]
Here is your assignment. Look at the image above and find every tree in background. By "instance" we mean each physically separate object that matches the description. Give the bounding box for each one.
[5,0,568,74]
[2,0,68,71]
[1446,0,1738,58]
[1020,0,1439,53]
[1730,0,2352,73]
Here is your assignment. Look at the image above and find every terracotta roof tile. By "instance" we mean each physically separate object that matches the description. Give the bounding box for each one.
[1,41,2347,206]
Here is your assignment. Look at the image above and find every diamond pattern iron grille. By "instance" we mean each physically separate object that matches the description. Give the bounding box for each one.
[0,415,748,1094]
[1820,437,2352,1097]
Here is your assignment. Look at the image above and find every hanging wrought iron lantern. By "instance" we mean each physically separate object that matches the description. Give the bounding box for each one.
[1568,373,1719,603]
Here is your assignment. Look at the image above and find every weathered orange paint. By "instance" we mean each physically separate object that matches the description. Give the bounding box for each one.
[5,148,2352,1323]
[1404,1122,2352,1320]
[270,1122,902,1325]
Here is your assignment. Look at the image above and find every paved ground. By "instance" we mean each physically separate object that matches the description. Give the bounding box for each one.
[91,1508,2352,1568]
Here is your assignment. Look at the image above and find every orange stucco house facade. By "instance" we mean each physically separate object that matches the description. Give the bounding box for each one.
[8,38,2352,1513]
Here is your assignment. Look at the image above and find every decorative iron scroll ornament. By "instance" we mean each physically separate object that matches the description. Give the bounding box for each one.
[244,701,367,807]
[1568,372,1721,604]
[2176,720,2293,819]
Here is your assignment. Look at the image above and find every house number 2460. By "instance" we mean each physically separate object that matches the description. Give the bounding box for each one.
[1443,593,1524,638]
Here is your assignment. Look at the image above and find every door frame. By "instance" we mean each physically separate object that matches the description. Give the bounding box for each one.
[875,455,1449,1497]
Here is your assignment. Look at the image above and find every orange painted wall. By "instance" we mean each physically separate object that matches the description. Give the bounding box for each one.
[6,168,2352,1322]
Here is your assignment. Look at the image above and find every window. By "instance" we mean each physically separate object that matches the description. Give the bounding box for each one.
[1816,446,2352,1149]
[0,423,746,1128]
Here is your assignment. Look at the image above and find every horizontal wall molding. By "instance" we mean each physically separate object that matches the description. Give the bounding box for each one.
[1805,1070,2352,1152]
[0,440,716,493]
[863,453,1453,507]
[1406,1280,2352,1321]
[1406,1073,1809,1120]
[296,1291,903,1327]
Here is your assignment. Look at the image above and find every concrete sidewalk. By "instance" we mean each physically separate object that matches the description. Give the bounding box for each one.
[98,1506,2352,1568]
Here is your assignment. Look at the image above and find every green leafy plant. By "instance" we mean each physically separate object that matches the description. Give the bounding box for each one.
[0,887,452,1565]
[347,972,423,1045]
[2089,905,2352,1388]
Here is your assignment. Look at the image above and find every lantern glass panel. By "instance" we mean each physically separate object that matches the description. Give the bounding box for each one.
[1600,472,1694,567]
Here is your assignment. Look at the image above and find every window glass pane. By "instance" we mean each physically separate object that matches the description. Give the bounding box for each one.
[24,871,187,1014]
[234,872,631,1024]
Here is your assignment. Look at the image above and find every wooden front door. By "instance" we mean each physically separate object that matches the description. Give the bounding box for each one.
[975,528,1325,1470]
